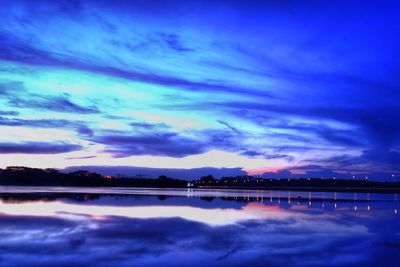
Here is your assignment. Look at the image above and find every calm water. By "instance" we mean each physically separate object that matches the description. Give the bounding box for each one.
[0,187,399,267]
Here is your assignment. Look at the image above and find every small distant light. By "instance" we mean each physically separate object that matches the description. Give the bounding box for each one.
[367,205,370,211]
[395,209,398,215]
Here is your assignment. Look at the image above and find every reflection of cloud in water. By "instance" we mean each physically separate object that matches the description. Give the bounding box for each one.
[0,200,354,228]
[0,199,398,267]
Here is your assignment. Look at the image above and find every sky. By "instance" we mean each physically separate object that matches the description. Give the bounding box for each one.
[0,0,399,180]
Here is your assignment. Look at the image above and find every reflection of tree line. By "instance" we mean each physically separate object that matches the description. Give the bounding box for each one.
[0,193,102,203]
[0,193,188,203]
[1,166,400,193]
[0,192,398,214]
[0,193,224,203]
[0,191,397,204]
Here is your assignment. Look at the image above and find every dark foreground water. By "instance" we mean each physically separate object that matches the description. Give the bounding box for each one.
[0,187,399,267]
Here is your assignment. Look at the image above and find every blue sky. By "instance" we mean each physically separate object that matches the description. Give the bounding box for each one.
[0,0,399,179]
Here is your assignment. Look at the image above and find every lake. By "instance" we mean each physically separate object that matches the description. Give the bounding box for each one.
[0,186,399,266]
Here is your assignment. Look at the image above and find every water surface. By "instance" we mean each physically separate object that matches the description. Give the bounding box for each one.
[0,187,399,266]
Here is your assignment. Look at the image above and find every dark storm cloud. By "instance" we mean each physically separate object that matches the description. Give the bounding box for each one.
[0,142,82,154]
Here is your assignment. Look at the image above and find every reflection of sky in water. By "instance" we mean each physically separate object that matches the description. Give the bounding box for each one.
[0,188,399,266]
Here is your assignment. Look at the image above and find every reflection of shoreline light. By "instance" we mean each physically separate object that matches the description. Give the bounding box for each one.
[0,201,314,226]
[0,186,397,202]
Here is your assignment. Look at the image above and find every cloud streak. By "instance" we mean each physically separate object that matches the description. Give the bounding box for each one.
[0,142,82,154]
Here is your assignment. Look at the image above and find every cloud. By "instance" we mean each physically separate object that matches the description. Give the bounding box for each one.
[0,81,99,114]
[240,150,294,161]
[92,132,206,157]
[89,126,249,158]
[158,32,194,52]
[217,120,241,134]
[8,94,99,114]
[220,103,400,167]
[66,155,97,160]
[0,141,82,154]
[0,110,18,116]
[129,121,169,130]
[0,117,94,137]
[0,24,277,100]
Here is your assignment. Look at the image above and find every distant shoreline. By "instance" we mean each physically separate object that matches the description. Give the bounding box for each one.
[196,186,400,194]
[1,166,399,194]
[0,184,399,194]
